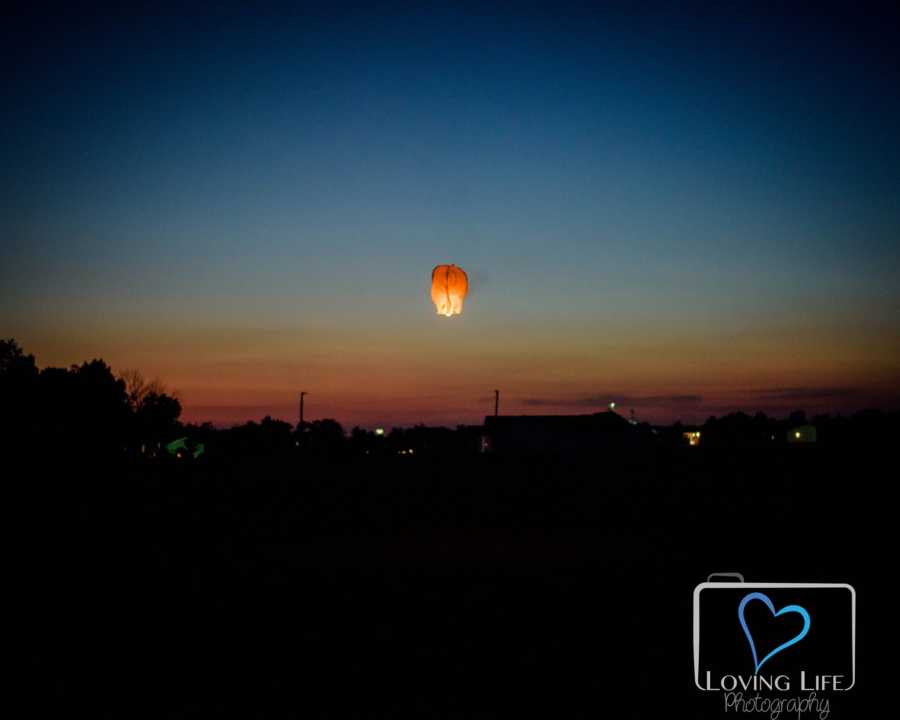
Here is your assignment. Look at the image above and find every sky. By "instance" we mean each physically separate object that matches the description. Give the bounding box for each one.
[3,2,900,428]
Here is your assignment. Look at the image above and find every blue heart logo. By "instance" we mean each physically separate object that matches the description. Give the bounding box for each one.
[738,592,811,673]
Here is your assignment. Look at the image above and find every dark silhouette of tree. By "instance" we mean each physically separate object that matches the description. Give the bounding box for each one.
[299,419,345,455]
[45,359,131,451]
[1,339,39,434]
[221,416,295,456]
[21,358,130,449]
[118,370,183,450]
[135,392,183,445]
[0,338,37,376]
[2,340,188,455]
[120,369,168,410]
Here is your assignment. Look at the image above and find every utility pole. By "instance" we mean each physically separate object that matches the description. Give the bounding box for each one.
[494,389,500,417]
[299,391,308,427]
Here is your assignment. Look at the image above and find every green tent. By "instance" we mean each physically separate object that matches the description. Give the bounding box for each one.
[165,437,205,459]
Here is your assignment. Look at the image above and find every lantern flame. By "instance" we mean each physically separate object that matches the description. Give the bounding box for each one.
[431,264,469,317]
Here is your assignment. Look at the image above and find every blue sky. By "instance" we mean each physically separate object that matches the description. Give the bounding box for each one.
[4,3,899,426]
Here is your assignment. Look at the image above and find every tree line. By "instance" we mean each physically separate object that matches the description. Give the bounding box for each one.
[4,338,896,460]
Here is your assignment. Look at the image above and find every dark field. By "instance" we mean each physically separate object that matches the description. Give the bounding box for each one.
[22,445,887,717]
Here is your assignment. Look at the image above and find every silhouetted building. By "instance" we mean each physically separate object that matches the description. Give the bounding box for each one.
[483,411,652,454]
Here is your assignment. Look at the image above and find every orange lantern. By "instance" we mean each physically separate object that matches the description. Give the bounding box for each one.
[430,264,469,317]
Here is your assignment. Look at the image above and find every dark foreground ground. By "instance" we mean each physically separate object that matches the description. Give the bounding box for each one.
[21,445,889,717]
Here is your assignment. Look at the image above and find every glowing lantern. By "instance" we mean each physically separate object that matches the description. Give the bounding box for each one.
[431,264,469,317]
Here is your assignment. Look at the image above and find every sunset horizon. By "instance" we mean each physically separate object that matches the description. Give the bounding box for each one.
[6,6,898,431]
[8,4,896,715]
[11,332,898,429]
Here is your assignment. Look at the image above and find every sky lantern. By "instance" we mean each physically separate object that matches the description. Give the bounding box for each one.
[431,264,469,317]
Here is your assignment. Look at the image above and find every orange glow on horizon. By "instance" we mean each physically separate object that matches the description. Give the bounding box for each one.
[13,314,899,429]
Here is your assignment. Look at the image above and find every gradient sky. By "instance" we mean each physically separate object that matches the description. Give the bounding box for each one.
[3,3,900,427]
